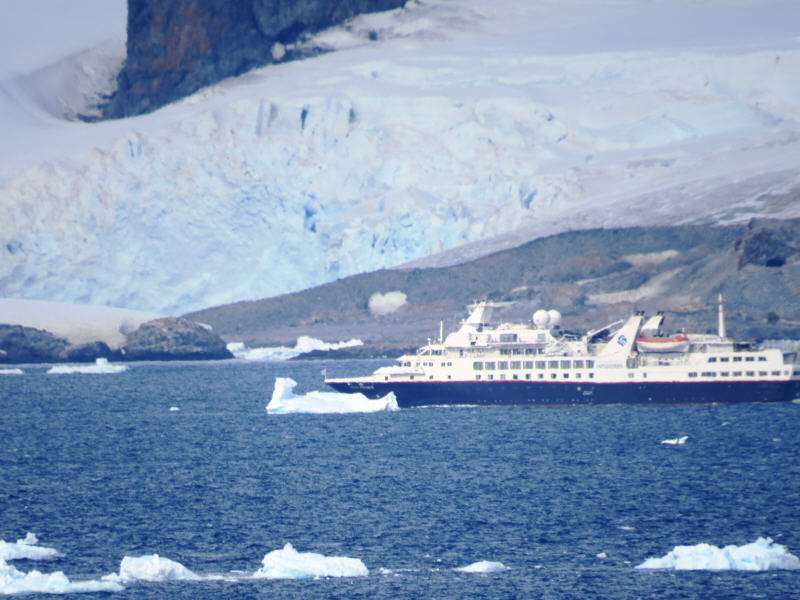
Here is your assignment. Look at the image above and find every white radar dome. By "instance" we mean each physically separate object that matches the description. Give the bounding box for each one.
[548,309,562,326]
[533,309,550,328]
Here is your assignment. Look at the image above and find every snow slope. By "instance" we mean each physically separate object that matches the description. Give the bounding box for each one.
[1,0,799,314]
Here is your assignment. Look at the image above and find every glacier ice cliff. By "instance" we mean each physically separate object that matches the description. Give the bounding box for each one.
[1,0,799,314]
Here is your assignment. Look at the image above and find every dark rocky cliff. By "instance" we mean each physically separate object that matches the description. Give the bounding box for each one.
[102,0,406,118]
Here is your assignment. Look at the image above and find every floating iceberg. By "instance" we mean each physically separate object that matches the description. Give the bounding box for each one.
[0,533,59,561]
[267,377,398,414]
[228,336,363,361]
[0,368,24,375]
[636,537,800,570]
[102,554,200,583]
[455,560,510,573]
[47,358,127,374]
[0,558,124,595]
[252,543,368,579]
[661,436,688,445]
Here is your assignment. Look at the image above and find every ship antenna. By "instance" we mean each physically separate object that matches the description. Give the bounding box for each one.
[717,293,726,339]
[439,320,444,344]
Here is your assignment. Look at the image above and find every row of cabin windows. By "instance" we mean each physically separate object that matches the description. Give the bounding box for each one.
[473,359,594,370]
[688,371,774,377]
[475,372,595,381]
[708,355,766,363]
[498,347,546,355]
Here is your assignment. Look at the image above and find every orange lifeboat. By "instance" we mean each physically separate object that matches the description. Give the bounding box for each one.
[635,333,690,353]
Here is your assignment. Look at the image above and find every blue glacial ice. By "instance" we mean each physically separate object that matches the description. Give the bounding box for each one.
[267,377,398,414]
[455,560,510,573]
[636,537,800,570]
[252,543,368,579]
[47,358,127,375]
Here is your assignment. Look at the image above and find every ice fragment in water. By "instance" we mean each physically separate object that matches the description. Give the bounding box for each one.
[636,537,800,570]
[103,554,200,582]
[0,533,59,561]
[47,358,127,374]
[455,560,509,573]
[267,377,397,414]
[253,543,368,579]
[0,557,124,595]
[661,436,688,445]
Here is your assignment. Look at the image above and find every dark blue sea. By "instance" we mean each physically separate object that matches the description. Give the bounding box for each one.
[2,359,800,599]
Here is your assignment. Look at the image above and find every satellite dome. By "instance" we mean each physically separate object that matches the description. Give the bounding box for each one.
[548,309,562,326]
[533,309,550,328]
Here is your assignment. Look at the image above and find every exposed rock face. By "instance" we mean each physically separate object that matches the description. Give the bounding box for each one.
[0,325,69,363]
[122,317,233,360]
[736,219,799,268]
[102,0,406,118]
[187,218,800,350]
[62,341,113,362]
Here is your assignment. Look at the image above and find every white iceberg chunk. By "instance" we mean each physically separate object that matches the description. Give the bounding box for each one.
[228,336,362,361]
[103,554,200,583]
[0,533,59,561]
[661,436,688,445]
[0,368,24,375]
[0,557,124,595]
[253,543,368,579]
[636,537,800,571]
[267,377,398,414]
[47,358,127,375]
[455,560,510,573]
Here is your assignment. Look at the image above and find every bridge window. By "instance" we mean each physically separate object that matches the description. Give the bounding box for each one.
[473,361,483,370]
[548,360,559,369]
[745,357,755,362]
[746,371,755,376]
[511,361,521,369]
[573,360,584,369]
[560,360,571,369]
[586,360,595,368]
[720,357,729,362]
[524,361,533,369]
[485,362,496,370]
[733,356,742,362]
[708,357,717,363]
[758,356,767,362]
[498,361,509,370]
[536,361,546,369]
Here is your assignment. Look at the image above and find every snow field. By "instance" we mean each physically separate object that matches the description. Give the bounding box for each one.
[1,0,799,313]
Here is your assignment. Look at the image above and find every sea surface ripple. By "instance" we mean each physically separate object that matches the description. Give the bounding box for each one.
[1,359,799,599]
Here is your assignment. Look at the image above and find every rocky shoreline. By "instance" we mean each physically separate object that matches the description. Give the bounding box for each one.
[0,317,232,364]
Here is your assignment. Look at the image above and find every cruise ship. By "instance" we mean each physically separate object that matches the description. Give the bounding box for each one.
[325,296,800,407]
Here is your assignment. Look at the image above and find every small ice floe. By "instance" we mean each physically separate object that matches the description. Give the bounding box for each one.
[252,543,368,579]
[169,406,180,412]
[596,552,608,559]
[47,358,127,374]
[102,554,200,583]
[0,534,122,595]
[0,368,24,375]
[636,537,800,571]
[228,336,363,361]
[267,377,398,414]
[0,558,124,595]
[0,532,59,561]
[661,435,688,445]
[454,560,510,574]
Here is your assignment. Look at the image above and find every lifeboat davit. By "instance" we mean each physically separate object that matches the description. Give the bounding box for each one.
[635,334,690,353]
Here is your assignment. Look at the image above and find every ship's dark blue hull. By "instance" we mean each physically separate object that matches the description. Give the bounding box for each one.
[326,379,799,407]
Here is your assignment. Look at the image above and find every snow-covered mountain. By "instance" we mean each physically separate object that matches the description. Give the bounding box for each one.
[1,0,799,315]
